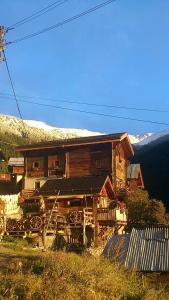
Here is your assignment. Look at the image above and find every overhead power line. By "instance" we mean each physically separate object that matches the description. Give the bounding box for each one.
[1,95,169,126]
[7,0,116,44]
[2,50,27,138]
[8,0,68,29]
[0,92,168,114]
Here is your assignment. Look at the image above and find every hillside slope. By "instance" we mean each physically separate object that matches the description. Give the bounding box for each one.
[0,114,102,158]
[132,140,169,209]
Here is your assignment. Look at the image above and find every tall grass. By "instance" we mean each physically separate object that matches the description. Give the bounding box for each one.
[0,248,169,300]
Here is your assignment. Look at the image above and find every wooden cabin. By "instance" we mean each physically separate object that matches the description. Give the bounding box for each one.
[17,133,134,195]
[16,133,134,246]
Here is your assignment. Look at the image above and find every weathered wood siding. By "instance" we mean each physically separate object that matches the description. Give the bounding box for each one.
[115,144,126,188]
[67,147,91,177]
[26,157,45,177]
[91,146,111,176]
[13,166,24,174]
[67,144,112,178]
[48,155,65,177]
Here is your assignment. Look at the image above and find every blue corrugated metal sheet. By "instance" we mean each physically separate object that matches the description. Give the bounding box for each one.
[102,234,130,263]
[125,227,169,272]
[103,227,169,272]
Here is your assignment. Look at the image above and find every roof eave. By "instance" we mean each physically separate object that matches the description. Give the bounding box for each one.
[16,133,127,152]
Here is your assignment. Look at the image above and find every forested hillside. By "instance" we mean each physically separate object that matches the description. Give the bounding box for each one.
[133,140,169,210]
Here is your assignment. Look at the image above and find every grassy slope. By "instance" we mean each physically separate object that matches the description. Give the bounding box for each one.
[0,241,169,300]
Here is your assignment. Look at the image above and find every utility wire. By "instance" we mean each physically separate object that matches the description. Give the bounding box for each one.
[0,92,168,114]
[8,0,68,30]
[8,0,116,44]
[2,50,27,138]
[1,95,169,126]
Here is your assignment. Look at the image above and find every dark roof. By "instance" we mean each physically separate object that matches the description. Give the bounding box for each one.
[16,132,128,152]
[0,179,22,195]
[37,175,109,196]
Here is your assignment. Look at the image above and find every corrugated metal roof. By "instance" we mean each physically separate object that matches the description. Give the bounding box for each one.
[8,157,24,166]
[125,227,169,272]
[102,234,130,263]
[103,227,169,272]
[127,164,141,179]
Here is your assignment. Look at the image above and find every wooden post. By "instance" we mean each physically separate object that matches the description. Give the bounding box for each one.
[0,26,5,62]
[65,152,69,178]
[112,142,117,193]
[42,220,46,250]
[93,196,98,247]
[83,208,86,246]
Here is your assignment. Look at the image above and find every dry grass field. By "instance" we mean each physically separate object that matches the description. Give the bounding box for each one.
[0,238,169,300]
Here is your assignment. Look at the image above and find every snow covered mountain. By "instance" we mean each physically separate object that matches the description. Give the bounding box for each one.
[0,113,168,146]
[0,114,102,142]
[24,118,169,146]
[129,131,169,146]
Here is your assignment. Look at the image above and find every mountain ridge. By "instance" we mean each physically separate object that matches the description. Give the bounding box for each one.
[0,113,168,147]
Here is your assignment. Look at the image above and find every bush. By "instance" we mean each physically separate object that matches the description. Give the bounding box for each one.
[125,188,166,226]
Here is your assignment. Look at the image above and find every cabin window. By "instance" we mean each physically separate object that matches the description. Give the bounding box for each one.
[32,161,39,169]
[53,159,60,169]
[35,181,40,190]
[69,200,81,207]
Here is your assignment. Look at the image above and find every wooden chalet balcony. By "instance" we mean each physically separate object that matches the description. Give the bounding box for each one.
[22,189,35,198]
[27,170,44,178]
[48,169,64,177]
[97,208,116,221]
[97,208,127,223]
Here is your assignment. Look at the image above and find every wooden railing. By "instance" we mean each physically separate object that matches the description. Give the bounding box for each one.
[97,208,116,221]
[27,170,44,177]
[48,169,64,177]
[21,189,35,198]
[97,208,127,223]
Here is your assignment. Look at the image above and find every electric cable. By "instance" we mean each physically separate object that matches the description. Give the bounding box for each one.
[7,0,116,44]
[8,0,68,29]
[1,94,169,126]
[0,92,168,114]
[2,50,28,138]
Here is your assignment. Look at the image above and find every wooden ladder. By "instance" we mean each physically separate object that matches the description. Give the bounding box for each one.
[44,191,60,235]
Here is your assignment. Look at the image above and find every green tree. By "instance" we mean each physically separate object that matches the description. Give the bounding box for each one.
[125,187,166,225]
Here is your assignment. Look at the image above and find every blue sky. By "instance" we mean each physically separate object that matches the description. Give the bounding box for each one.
[1,0,169,134]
